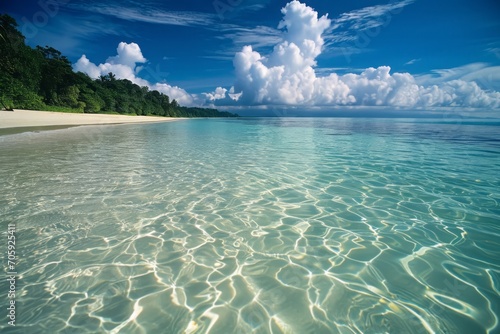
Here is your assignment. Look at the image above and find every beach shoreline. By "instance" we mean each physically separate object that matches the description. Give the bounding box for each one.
[0,109,183,134]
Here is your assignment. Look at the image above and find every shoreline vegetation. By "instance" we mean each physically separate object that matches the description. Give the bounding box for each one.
[0,14,238,119]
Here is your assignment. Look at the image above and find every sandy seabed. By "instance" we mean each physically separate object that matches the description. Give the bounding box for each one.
[0,109,181,131]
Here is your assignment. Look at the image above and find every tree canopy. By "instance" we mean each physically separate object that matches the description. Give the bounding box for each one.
[0,14,238,118]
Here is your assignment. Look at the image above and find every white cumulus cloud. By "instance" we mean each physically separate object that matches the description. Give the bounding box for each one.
[106,42,147,68]
[209,0,500,109]
[204,87,228,101]
[73,42,194,106]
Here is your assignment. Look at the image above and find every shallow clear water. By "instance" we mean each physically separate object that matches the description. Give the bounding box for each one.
[0,117,499,333]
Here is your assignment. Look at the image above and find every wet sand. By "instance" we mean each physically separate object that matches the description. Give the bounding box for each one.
[0,109,181,133]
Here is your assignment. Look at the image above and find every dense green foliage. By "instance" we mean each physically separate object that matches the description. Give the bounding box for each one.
[0,14,238,117]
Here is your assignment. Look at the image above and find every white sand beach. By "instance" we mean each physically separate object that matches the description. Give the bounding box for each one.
[0,109,181,130]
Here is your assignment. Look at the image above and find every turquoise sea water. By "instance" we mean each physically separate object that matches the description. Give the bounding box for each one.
[0,117,499,333]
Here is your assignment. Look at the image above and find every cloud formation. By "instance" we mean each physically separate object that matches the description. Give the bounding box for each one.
[70,3,215,27]
[71,1,500,110]
[416,63,500,92]
[73,42,193,105]
[330,0,415,33]
[209,0,500,109]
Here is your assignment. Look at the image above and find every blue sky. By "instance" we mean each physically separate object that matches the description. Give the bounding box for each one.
[3,0,500,113]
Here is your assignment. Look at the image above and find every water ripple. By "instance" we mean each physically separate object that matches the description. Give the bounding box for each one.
[0,119,499,333]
